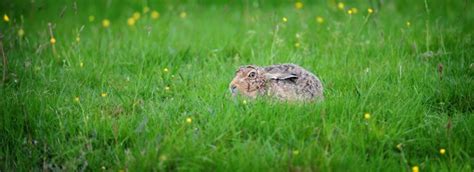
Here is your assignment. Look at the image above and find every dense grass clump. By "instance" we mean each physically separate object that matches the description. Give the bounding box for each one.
[1,0,473,171]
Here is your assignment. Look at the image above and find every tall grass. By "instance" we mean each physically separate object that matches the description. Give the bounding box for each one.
[1,0,473,171]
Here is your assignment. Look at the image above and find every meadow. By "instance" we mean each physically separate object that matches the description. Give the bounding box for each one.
[1,0,473,171]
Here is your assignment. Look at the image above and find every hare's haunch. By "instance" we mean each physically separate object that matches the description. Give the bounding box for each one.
[229,64,324,101]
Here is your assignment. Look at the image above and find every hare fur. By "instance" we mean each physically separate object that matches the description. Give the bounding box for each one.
[229,64,323,101]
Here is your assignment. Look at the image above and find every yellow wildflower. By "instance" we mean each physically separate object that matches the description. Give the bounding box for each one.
[180,12,187,19]
[133,12,141,20]
[165,86,170,91]
[368,8,374,14]
[88,15,95,22]
[3,14,9,22]
[347,9,353,15]
[163,68,169,72]
[396,143,403,150]
[101,92,107,97]
[186,117,192,124]
[295,2,303,9]
[159,155,167,161]
[439,148,446,155]
[412,166,419,172]
[316,16,324,24]
[102,19,110,28]
[294,42,301,48]
[50,37,56,44]
[18,29,25,37]
[127,17,136,26]
[351,7,358,14]
[80,62,84,68]
[337,2,345,10]
[143,6,150,13]
[74,96,80,102]
[406,21,411,27]
[151,10,160,19]
[292,150,299,155]
[364,113,370,120]
[282,17,288,22]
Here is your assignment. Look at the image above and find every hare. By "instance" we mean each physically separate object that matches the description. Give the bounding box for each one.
[229,64,324,101]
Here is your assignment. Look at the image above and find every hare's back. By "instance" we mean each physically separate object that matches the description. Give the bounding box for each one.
[264,64,323,100]
[264,64,319,82]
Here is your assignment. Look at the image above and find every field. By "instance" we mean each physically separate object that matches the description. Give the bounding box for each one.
[1,0,473,171]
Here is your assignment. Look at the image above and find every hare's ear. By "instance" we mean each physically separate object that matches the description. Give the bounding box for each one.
[264,73,298,80]
[237,65,257,73]
[246,65,257,69]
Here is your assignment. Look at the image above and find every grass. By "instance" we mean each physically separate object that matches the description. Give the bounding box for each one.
[1,0,473,171]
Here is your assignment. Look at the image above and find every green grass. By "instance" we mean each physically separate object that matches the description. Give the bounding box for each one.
[1,0,473,171]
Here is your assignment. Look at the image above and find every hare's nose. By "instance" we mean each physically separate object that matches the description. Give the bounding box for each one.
[230,85,237,93]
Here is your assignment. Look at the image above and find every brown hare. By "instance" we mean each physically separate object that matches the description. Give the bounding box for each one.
[229,64,324,101]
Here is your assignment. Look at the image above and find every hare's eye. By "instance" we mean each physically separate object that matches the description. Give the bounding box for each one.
[248,72,256,78]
